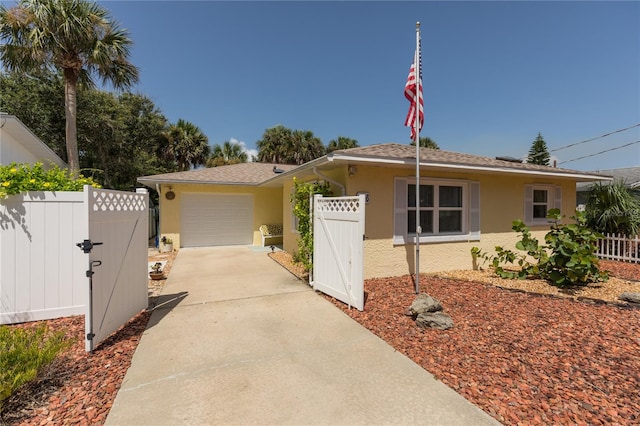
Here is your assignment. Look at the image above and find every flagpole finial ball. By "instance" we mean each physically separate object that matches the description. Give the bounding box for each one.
[416,21,420,28]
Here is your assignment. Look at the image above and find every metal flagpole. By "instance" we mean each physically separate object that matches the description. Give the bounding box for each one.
[414,21,421,294]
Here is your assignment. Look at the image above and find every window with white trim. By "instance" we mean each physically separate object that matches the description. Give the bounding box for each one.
[394,178,480,244]
[524,184,562,225]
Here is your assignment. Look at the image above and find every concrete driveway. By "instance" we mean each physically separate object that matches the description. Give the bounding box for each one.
[105,246,499,425]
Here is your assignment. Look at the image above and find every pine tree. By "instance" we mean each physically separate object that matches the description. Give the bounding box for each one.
[527,133,550,165]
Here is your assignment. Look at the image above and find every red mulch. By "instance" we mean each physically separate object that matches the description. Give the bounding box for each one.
[327,272,640,425]
[2,260,639,425]
[600,259,640,281]
[1,311,150,426]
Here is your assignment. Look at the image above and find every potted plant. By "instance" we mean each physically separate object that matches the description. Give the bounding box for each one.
[149,262,165,280]
[161,236,173,253]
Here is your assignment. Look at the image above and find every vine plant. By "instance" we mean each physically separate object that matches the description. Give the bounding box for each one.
[472,209,608,287]
[290,177,332,271]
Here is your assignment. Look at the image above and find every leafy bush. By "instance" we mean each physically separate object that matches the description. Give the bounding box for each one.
[0,324,70,413]
[472,209,608,287]
[290,177,332,271]
[0,162,100,199]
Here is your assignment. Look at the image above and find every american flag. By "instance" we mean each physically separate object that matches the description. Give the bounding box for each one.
[404,38,423,141]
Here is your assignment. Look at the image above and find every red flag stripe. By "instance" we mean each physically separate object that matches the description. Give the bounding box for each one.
[404,39,423,141]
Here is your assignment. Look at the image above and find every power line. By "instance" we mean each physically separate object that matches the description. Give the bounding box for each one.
[558,140,640,165]
[551,123,640,153]
[523,123,640,161]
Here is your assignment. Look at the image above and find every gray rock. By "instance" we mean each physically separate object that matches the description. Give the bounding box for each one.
[619,292,640,304]
[416,312,454,330]
[408,294,443,316]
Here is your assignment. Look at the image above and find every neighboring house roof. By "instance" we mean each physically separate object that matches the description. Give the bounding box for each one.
[137,162,299,188]
[576,166,640,191]
[278,143,611,182]
[0,113,67,168]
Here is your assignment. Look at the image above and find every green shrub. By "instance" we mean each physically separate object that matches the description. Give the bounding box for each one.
[0,324,70,413]
[472,209,608,287]
[0,162,100,199]
[290,177,332,271]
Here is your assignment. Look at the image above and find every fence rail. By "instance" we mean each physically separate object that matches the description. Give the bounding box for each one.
[596,233,640,263]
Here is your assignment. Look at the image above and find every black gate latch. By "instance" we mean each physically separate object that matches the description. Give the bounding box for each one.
[76,239,103,254]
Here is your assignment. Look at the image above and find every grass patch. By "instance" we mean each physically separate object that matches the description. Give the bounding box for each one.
[0,323,70,413]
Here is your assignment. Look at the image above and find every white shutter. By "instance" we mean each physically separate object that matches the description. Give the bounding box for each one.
[469,182,481,239]
[524,185,533,224]
[393,178,407,244]
[554,186,562,211]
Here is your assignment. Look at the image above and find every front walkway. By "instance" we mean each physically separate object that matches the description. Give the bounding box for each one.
[105,246,499,425]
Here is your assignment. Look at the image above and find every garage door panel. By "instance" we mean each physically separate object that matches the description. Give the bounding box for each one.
[181,193,253,247]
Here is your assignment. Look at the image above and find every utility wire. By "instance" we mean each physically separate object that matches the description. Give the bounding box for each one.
[523,123,640,162]
[558,140,640,165]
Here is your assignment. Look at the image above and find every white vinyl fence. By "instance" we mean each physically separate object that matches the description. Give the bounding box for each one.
[596,233,640,263]
[1,191,86,324]
[1,186,148,352]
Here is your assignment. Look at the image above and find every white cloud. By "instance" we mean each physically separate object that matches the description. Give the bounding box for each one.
[229,138,258,162]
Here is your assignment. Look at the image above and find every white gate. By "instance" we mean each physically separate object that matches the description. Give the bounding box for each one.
[313,194,365,311]
[84,187,149,352]
[0,186,148,352]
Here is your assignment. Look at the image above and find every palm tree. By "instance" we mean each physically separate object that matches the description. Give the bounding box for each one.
[410,136,440,149]
[163,119,210,171]
[327,136,359,153]
[0,0,139,173]
[207,140,248,167]
[256,125,293,163]
[256,125,326,165]
[585,180,640,236]
[291,129,325,165]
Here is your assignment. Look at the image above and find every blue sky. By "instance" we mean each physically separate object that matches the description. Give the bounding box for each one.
[98,1,639,171]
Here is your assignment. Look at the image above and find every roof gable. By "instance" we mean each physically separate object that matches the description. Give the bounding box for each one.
[0,114,66,168]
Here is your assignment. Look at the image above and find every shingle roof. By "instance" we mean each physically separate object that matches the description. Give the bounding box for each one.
[137,162,298,186]
[577,166,640,190]
[590,167,640,187]
[138,143,609,188]
[331,143,597,176]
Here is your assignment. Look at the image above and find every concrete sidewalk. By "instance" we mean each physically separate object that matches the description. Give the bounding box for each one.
[106,246,500,425]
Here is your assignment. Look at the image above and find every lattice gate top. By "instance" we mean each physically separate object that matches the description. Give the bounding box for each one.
[91,189,147,212]
[315,196,362,214]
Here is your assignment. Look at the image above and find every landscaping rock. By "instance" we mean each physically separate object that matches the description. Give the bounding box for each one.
[619,292,640,304]
[408,293,443,316]
[415,312,454,330]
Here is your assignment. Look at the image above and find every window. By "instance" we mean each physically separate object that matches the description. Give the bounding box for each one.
[394,178,480,244]
[524,185,561,225]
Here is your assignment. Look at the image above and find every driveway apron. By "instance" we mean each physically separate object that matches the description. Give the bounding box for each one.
[105,246,500,425]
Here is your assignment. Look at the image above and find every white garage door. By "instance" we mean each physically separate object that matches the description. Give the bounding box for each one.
[181,193,253,247]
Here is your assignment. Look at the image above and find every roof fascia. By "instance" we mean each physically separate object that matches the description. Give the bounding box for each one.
[329,153,612,182]
[137,177,262,187]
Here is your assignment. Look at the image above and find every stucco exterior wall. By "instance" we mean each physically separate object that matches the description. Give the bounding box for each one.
[363,230,549,279]
[283,163,578,278]
[158,183,284,247]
